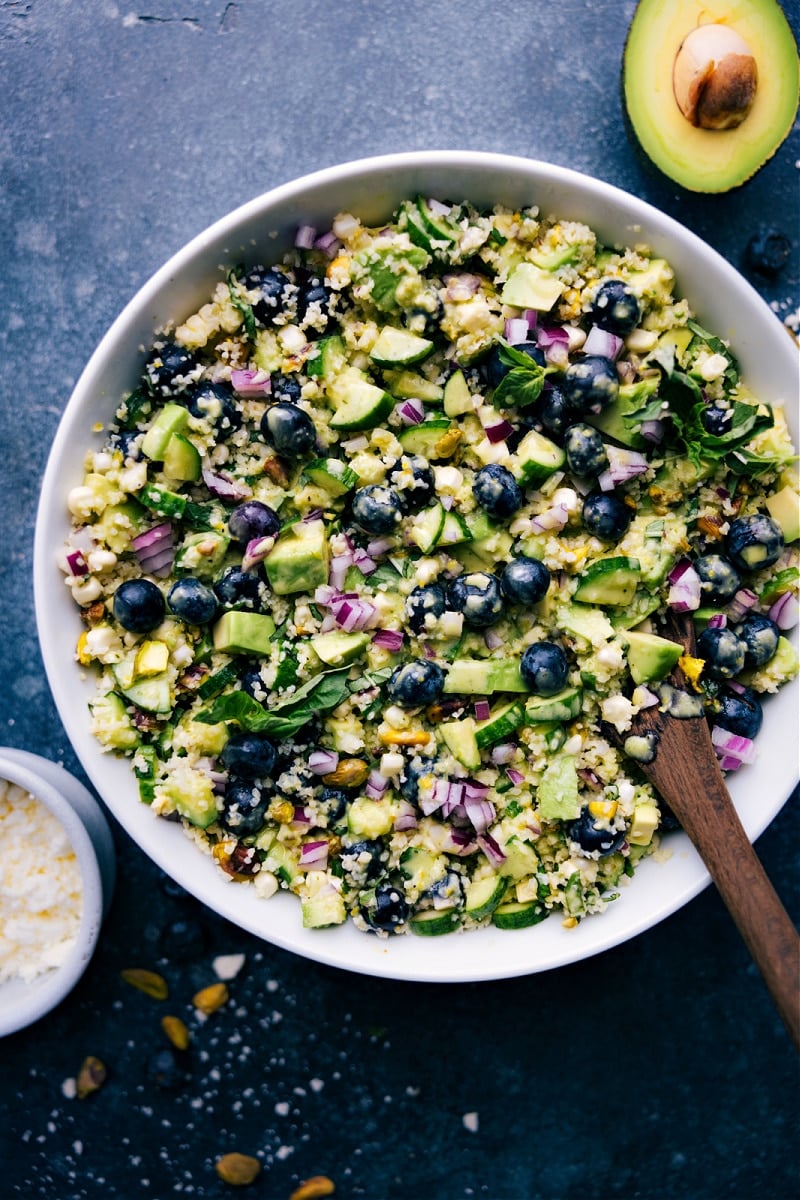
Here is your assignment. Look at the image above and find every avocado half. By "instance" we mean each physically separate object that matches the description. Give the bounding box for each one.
[623,0,799,193]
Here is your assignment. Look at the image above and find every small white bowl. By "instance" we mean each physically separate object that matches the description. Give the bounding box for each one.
[0,749,115,1037]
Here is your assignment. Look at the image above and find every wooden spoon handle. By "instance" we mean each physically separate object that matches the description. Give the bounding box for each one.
[662,760,800,1049]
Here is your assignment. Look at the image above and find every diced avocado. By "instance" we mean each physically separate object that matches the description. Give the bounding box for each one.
[175,716,229,756]
[464,873,507,920]
[303,458,359,498]
[766,485,800,543]
[573,557,641,607]
[264,519,329,595]
[628,802,660,846]
[439,717,481,769]
[399,846,449,891]
[93,500,147,554]
[141,402,189,461]
[328,369,395,431]
[163,765,219,829]
[626,258,674,301]
[557,605,615,646]
[585,378,657,449]
[492,899,548,929]
[212,611,276,655]
[501,261,565,311]
[162,432,201,483]
[443,370,474,417]
[370,325,433,367]
[625,629,683,684]
[347,797,395,838]
[474,700,526,749]
[174,530,231,578]
[525,686,583,723]
[410,907,462,936]
[649,455,713,508]
[301,888,347,929]
[511,428,566,487]
[310,631,370,666]
[384,370,444,403]
[537,754,580,820]
[89,691,140,750]
[397,418,453,458]
[133,639,170,679]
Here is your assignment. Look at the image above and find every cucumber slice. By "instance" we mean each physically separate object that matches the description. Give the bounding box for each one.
[435,509,472,548]
[399,846,448,890]
[397,418,452,458]
[304,457,359,497]
[162,432,201,483]
[329,375,394,431]
[416,196,458,244]
[306,333,347,379]
[525,686,583,723]
[573,557,641,607]
[409,907,462,936]
[408,502,445,552]
[474,700,526,749]
[443,370,474,417]
[140,484,187,520]
[141,402,189,461]
[511,428,566,487]
[111,664,172,713]
[464,874,507,921]
[439,717,481,769]
[492,899,549,929]
[385,370,444,403]
[370,326,433,367]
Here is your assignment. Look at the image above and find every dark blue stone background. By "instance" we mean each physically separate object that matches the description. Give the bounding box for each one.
[1,2,798,1197]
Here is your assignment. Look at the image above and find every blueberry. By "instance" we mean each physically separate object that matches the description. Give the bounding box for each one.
[239,662,269,701]
[386,659,445,708]
[500,557,551,606]
[340,838,385,882]
[745,228,791,276]
[424,870,465,909]
[213,566,264,611]
[270,373,303,403]
[113,579,165,633]
[147,1048,188,1091]
[701,404,733,436]
[399,756,437,806]
[145,341,197,394]
[228,500,281,545]
[696,627,746,679]
[220,778,268,836]
[537,383,580,436]
[582,492,632,541]
[387,456,435,513]
[296,280,332,334]
[407,292,444,338]
[483,340,543,388]
[735,612,780,668]
[589,279,641,335]
[318,787,348,824]
[563,356,619,413]
[115,429,143,461]
[361,881,409,932]
[166,577,218,625]
[725,514,785,573]
[520,641,569,695]
[188,381,242,435]
[244,267,292,325]
[569,807,626,856]
[472,464,523,520]
[351,485,404,536]
[564,422,608,477]
[446,571,504,628]
[261,401,317,456]
[715,686,763,739]
[220,733,277,779]
[694,555,742,604]
[406,583,446,634]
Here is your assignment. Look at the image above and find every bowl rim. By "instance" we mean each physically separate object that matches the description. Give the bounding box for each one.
[0,749,106,1036]
[33,151,800,983]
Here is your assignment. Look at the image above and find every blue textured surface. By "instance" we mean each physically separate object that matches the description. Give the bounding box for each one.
[1,3,798,1197]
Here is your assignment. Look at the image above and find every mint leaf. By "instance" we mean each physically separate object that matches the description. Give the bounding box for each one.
[492,342,550,408]
[196,668,350,736]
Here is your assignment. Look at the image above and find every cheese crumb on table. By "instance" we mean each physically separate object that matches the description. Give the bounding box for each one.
[0,779,83,984]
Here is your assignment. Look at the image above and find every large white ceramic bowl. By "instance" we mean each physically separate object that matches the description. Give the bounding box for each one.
[34,152,799,982]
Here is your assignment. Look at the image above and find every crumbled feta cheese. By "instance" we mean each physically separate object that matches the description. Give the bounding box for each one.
[600,695,636,733]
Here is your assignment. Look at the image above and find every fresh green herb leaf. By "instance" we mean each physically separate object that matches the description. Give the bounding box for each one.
[369,561,402,588]
[686,319,740,385]
[227,267,257,342]
[492,342,551,408]
[759,566,800,604]
[273,645,300,691]
[196,668,350,736]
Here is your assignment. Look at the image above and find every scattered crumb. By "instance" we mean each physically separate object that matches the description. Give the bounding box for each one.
[212,952,246,981]
[462,1111,479,1133]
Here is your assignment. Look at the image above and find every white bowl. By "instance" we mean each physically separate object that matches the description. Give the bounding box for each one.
[0,749,115,1036]
[33,152,799,983]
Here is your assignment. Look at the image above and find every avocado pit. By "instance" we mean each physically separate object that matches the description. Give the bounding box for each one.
[673,23,758,130]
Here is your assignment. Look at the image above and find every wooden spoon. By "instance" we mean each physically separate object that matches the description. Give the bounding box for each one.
[606,609,800,1049]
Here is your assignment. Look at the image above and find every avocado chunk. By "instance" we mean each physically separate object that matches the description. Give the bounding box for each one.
[310,631,370,666]
[623,0,800,192]
[264,519,329,595]
[537,754,581,821]
[212,611,276,655]
[765,485,800,543]
[625,630,683,684]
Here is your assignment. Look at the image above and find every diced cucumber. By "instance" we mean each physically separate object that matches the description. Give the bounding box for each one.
[197,661,240,700]
[464,873,507,920]
[111,654,172,713]
[525,686,583,723]
[573,557,641,607]
[408,502,445,552]
[140,484,187,520]
[301,888,347,929]
[409,907,462,936]
[162,432,201,483]
[511,428,566,487]
[415,196,458,245]
[564,871,584,917]
[370,326,433,367]
[385,370,444,402]
[329,373,394,431]
[443,370,474,417]
[263,839,302,887]
[443,658,528,695]
[399,846,448,891]
[306,333,347,379]
[488,660,528,693]
[492,899,549,930]
[439,717,481,769]
[474,700,525,749]
[89,691,140,750]
[133,744,158,804]
[397,418,452,458]
[141,403,189,461]
[609,591,662,630]
[304,457,359,497]
[435,509,472,548]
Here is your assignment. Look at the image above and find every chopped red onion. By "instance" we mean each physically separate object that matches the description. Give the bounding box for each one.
[201,466,252,503]
[65,548,89,577]
[531,503,569,533]
[314,584,337,606]
[465,797,495,833]
[331,595,379,633]
[366,536,394,558]
[132,522,173,555]
[292,806,312,826]
[523,309,538,331]
[366,769,389,800]
[395,398,425,426]
[328,554,353,590]
[490,743,516,765]
[372,628,404,652]
[726,588,758,623]
[577,767,602,790]
[474,699,491,722]
[768,590,799,631]
[667,560,701,613]
[640,419,665,444]
[352,547,378,576]
[727,680,746,695]
[711,726,757,771]
[299,840,329,870]
[340,434,369,454]
[476,832,506,866]
[242,535,275,572]
[427,198,452,217]
[440,494,454,512]
[484,629,503,651]
[308,749,339,775]
[314,230,342,257]
[506,767,525,787]
[230,368,272,397]
[422,641,436,659]
[583,325,623,361]
[635,687,660,709]
[444,273,481,301]
[504,317,529,345]
[537,324,571,366]
[319,612,338,634]
[463,781,491,801]
[707,613,727,629]
[598,446,649,492]
[394,801,418,832]
[445,827,477,856]
[484,418,514,445]
[294,224,317,249]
